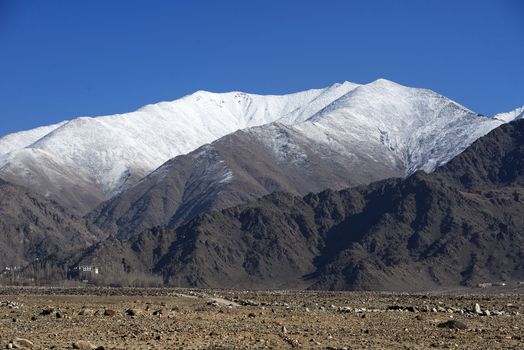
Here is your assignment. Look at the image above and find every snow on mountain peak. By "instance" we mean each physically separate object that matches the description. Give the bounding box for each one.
[493,106,524,123]
[286,79,503,176]
[0,83,352,208]
[0,79,520,214]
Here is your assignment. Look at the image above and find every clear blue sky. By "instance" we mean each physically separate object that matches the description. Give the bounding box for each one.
[1,0,523,136]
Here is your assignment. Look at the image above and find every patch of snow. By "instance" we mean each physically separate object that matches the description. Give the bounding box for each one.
[250,124,309,166]
[191,145,234,186]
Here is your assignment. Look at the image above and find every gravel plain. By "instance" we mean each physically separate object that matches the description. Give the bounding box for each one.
[1,287,523,349]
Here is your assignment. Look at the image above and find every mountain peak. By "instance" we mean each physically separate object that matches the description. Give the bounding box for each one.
[493,105,524,122]
[368,77,398,86]
[330,80,360,88]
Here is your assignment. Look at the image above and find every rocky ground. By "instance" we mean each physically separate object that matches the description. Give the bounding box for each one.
[0,287,523,349]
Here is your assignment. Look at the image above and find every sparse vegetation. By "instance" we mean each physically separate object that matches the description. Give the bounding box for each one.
[1,262,163,288]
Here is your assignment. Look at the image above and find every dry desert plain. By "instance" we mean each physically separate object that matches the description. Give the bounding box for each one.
[0,286,523,350]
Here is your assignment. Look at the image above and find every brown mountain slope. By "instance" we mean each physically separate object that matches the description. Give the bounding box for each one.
[76,120,524,291]
[89,124,405,239]
[0,178,103,268]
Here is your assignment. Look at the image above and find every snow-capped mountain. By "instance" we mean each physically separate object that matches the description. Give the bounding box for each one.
[0,79,521,217]
[0,82,358,213]
[89,79,523,238]
[81,119,524,290]
[290,79,504,174]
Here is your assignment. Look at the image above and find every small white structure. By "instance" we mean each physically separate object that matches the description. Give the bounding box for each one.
[478,281,508,288]
[3,266,20,271]
[73,265,99,274]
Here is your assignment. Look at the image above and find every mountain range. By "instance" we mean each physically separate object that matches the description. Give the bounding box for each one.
[74,118,524,290]
[1,80,522,220]
[0,79,523,290]
[0,81,358,214]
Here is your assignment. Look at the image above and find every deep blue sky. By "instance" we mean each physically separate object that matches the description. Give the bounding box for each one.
[1,0,523,136]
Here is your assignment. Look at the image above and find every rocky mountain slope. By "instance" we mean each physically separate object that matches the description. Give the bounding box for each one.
[90,79,522,239]
[89,122,407,239]
[0,178,103,268]
[75,119,524,291]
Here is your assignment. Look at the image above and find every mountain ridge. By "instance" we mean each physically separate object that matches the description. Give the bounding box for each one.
[89,80,522,238]
[74,118,524,291]
[1,79,522,218]
[0,81,360,213]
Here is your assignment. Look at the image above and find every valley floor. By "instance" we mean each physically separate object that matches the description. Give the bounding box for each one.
[0,287,523,349]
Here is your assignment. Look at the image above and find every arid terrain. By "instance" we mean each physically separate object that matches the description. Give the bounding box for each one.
[0,287,523,350]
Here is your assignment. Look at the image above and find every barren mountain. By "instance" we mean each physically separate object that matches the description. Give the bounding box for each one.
[0,178,103,268]
[76,119,524,291]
